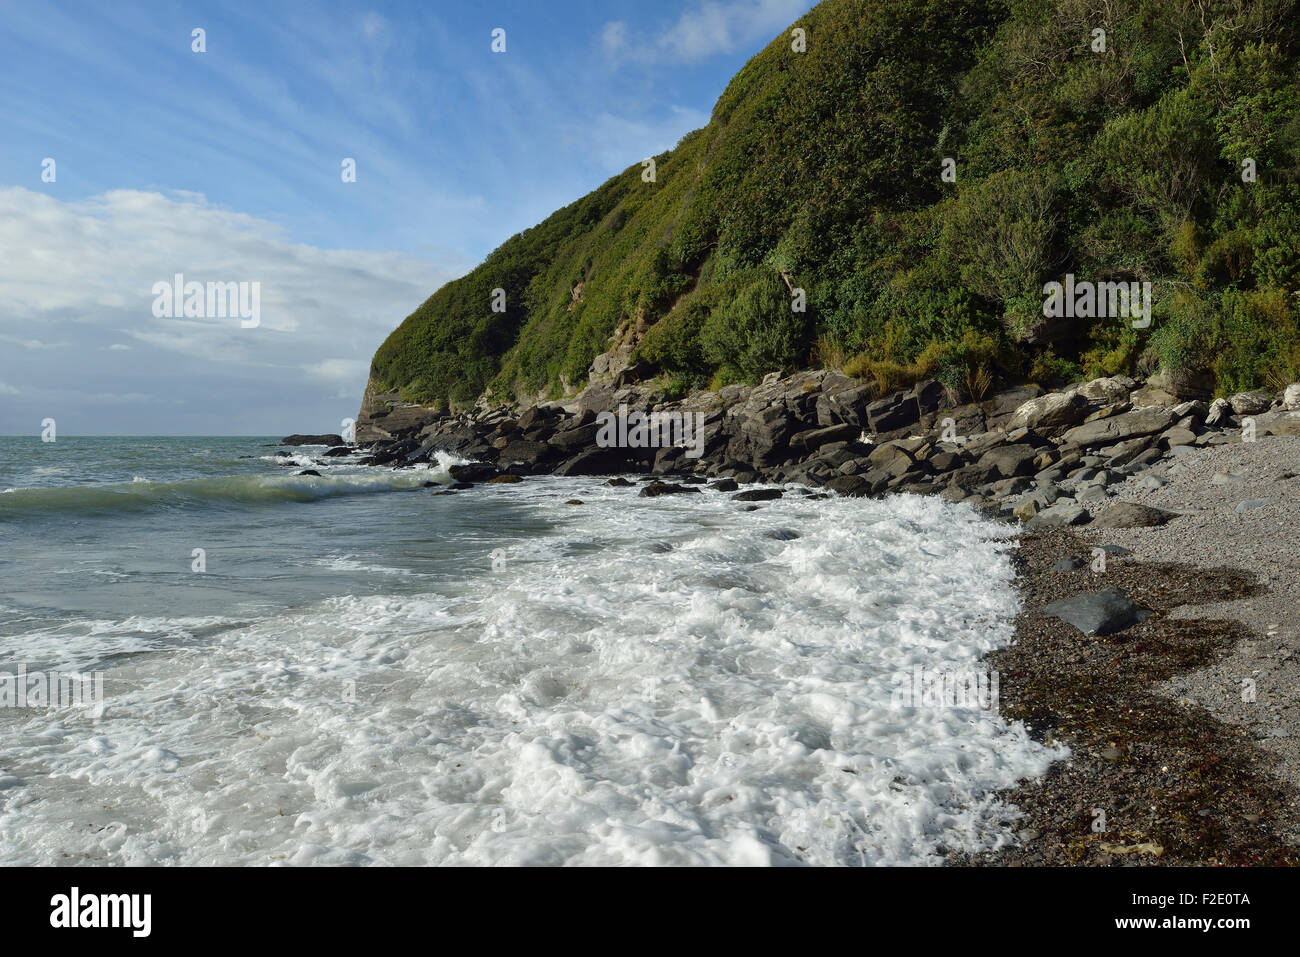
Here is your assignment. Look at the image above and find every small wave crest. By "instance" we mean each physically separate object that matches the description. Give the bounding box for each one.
[0,470,442,517]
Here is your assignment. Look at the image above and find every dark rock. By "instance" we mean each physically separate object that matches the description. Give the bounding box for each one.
[640,481,701,497]
[281,434,343,447]
[1050,555,1086,572]
[553,447,638,476]
[732,488,784,502]
[826,474,870,497]
[448,463,497,483]
[708,479,740,491]
[323,446,354,457]
[487,474,523,484]
[789,422,860,453]
[497,439,556,468]
[866,392,920,433]
[1043,586,1149,636]
[295,469,322,476]
[604,477,635,487]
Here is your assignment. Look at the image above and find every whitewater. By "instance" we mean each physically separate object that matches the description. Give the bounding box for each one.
[0,436,1064,865]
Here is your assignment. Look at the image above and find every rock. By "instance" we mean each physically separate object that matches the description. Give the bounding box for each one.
[1006,391,1088,431]
[1043,586,1149,636]
[323,446,354,457]
[1091,501,1178,528]
[1205,397,1234,427]
[281,433,344,446]
[564,499,584,505]
[976,444,1039,478]
[1148,368,1215,400]
[295,469,322,476]
[867,442,917,477]
[789,423,860,453]
[448,463,498,483]
[448,482,474,490]
[1025,501,1091,528]
[1235,498,1279,512]
[497,439,555,468]
[1158,426,1197,448]
[1061,407,1179,448]
[708,479,739,491]
[487,474,523,484]
[604,477,634,487]
[1051,555,1087,572]
[732,488,784,502]
[1229,390,1272,415]
[1013,499,1040,522]
[1285,384,1300,412]
[640,481,701,497]
[516,405,558,431]
[865,392,921,433]
[826,474,870,497]
[1068,375,1136,405]
[552,447,635,476]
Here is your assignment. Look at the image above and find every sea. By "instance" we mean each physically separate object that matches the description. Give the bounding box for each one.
[0,435,1064,865]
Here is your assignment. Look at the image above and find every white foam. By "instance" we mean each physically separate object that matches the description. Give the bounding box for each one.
[0,484,1064,865]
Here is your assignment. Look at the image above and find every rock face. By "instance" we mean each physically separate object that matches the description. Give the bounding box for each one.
[1043,587,1148,636]
[331,366,1254,529]
[356,383,446,444]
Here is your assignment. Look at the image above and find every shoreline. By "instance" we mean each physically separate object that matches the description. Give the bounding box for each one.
[953,525,1299,866]
[313,372,1300,864]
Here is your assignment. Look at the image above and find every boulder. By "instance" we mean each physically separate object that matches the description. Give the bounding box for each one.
[640,481,700,497]
[732,489,784,502]
[1285,384,1300,412]
[1043,586,1148,636]
[448,463,498,483]
[1068,375,1136,405]
[1091,501,1179,528]
[1229,390,1272,415]
[789,423,860,454]
[865,392,920,433]
[1205,397,1234,427]
[825,474,870,497]
[976,443,1039,478]
[1006,391,1089,431]
[1061,407,1179,447]
[281,433,344,447]
[1025,501,1091,528]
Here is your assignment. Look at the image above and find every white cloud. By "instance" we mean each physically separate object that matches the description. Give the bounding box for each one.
[603,0,813,63]
[0,380,19,395]
[0,187,461,430]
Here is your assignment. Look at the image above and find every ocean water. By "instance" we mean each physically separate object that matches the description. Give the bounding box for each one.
[0,435,1064,865]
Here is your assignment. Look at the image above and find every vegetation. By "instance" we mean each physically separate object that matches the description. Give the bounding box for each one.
[369,0,1300,409]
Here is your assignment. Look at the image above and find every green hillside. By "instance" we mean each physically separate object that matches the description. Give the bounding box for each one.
[368,0,1300,411]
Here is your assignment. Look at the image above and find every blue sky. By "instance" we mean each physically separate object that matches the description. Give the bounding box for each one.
[0,0,817,435]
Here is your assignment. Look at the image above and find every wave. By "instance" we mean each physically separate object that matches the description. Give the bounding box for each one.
[0,470,445,517]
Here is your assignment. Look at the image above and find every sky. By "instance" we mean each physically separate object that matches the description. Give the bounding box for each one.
[0,0,818,435]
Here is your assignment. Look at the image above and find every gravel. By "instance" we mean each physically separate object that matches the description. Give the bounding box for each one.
[1081,434,1300,786]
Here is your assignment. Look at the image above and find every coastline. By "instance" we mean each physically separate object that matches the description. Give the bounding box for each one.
[955,525,1299,866]
[316,371,1300,863]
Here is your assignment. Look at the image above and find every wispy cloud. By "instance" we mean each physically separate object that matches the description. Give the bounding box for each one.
[603,0,812,63]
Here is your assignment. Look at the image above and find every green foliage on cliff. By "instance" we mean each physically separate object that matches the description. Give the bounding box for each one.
[369,0,1300,409]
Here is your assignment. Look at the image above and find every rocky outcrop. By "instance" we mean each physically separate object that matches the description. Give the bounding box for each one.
[332,368,1300,527]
